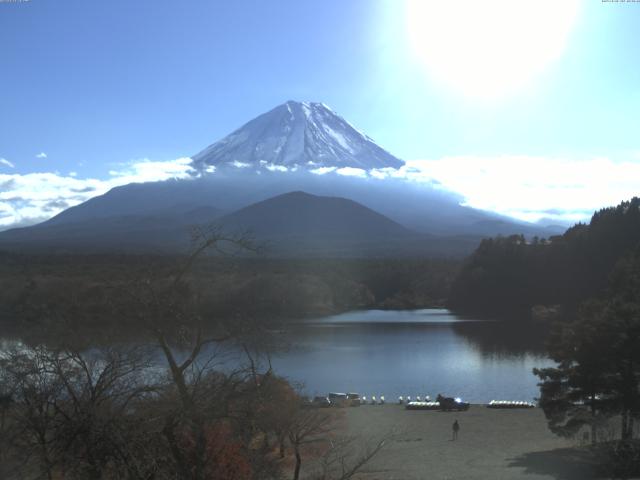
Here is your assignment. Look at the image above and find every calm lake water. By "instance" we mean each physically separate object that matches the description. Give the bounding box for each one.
[1,309,553,404]
[269,309,554,403]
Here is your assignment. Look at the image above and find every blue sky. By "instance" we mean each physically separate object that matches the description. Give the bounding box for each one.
[0,0,639,228]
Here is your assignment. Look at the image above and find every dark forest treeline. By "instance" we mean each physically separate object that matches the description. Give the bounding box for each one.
[0,253,459,339]
[448,197,640,319]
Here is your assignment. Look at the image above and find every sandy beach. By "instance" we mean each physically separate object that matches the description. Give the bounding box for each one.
[343,405,601,480]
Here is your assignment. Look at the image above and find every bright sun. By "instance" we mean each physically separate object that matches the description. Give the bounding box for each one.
[406,0,580,99]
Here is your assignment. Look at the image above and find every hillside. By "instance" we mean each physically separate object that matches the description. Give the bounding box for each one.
[447,197,640,319]
[0,190,483,257]
[0,100,563,254]
[219,191,410,238]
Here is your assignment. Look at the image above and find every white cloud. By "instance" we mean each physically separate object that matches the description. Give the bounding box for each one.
[335,167,367,178]
[36,152,47,159]
[231,160,250,168]
[106,157,194,184]
[1,152,637,231]
[0,158,15,169]
[308,154,640,224]
[402,155,640,223]
[310,166,337,175]
[0,157,195,230]
[369,167,406,180]
[265,163,288,172]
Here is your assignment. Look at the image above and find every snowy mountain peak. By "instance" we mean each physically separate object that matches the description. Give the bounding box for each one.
[191,100,404,171]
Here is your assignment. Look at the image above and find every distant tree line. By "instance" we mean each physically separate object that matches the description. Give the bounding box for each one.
[0,253,459,340]
[448,197,640,319]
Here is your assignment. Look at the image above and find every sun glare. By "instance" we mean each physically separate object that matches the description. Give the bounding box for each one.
[406,0,580,99]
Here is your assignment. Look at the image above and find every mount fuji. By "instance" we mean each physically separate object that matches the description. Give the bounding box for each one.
[192,101,403,172]
[0,101,563,255]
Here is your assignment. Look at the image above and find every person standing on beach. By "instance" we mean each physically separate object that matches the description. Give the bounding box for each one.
[452,420,460,440]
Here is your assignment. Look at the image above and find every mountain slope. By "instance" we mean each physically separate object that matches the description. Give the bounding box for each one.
[192,101,403,171]
[0,206,223,253]
[39,173,559,238]
[0,100,566,254]
[214,191,482,257]
[41,179,224,226]
[0,190,483,257]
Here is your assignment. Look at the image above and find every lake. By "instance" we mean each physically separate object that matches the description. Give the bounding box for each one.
[269,309,554,403]
[0,308,554,404]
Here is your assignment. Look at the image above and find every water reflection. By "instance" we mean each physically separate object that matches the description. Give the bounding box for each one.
[0,309,553,403]
[270,309,552,403]
[452,321,549,357]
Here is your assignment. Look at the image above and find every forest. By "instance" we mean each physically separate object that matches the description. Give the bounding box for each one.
[534,243,640,478]
[0,250,459,342]
[448,197,640,320]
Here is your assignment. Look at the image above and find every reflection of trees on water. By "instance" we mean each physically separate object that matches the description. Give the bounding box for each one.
[452,321,549,358]
[4,319,551,362]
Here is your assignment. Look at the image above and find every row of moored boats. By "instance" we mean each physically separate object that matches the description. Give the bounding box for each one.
[310,393,536,409]
[486,400,535,409]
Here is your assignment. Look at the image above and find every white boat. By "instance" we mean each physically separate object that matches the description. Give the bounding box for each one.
[487,400,535,409]
[405,401,440,410]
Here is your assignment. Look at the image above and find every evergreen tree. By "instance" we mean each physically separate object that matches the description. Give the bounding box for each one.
[450,197,640,319]
[535,247,640,443]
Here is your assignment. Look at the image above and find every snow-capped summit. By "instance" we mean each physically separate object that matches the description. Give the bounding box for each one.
[191,101,404,171]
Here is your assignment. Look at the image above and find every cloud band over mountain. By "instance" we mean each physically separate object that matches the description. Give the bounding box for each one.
[0,152,637,231]
[0,158,194,229]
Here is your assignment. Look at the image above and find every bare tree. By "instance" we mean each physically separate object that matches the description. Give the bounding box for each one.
[0,344,158,480]
[116,226,285,480]
[287,408,335,480]
[0,346,62,480]
[284,406,393,480]
[311,434,391,480]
